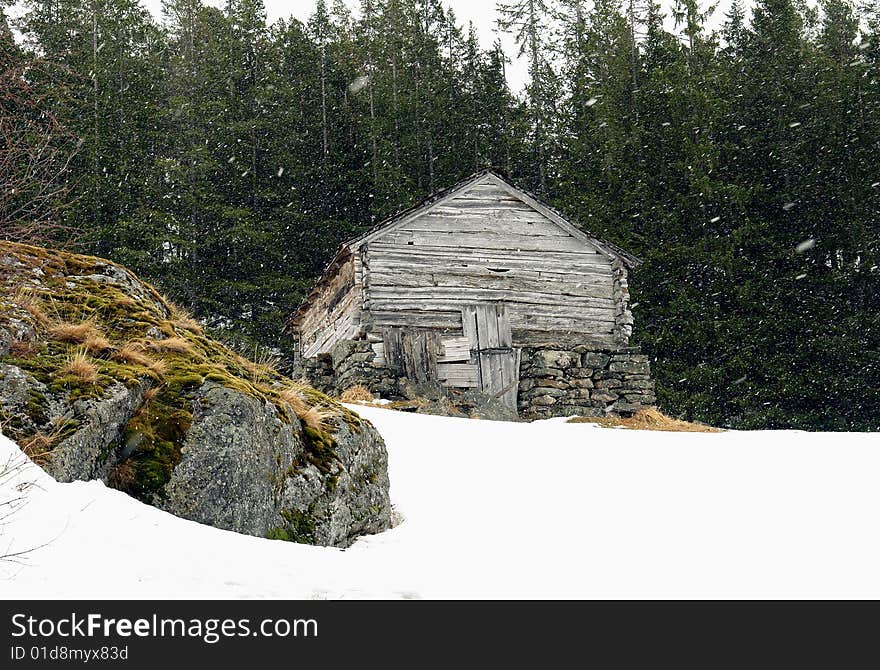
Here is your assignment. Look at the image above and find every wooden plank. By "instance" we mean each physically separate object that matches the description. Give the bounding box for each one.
[437,363,479,388]
[302,308,361,359]
[370,310,463,330]
[368,298,616,323]
[399,216,572,238]
[511,329,617,348]
[461,305,479,350]
[459,183,516,199]
[371,342,385,366]
[368,285,615,310]
[368,265,614,293]
[382,329,405,373]
[510,315,615,335]
[378,229,589,253]
[438,336,471,363]
[368,269,614,296]
[367,244,613,270]
[496,305,512,348]
[476,304,494,349]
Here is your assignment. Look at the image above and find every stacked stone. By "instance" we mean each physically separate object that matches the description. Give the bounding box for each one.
[611,259,635,342]
[301,339,401,399]
[517,346,656,419]
[301,354,335,394]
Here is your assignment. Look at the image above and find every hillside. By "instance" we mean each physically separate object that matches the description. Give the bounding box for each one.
[0,241,391,547]
[3,406,880,599]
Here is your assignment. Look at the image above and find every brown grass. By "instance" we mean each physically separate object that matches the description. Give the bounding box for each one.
[19,419,71,467]
[15,286,51,326]
[148,337,193,354]
[279,386,310,419]
[8,339,37,358]
[166,299,203,333]
[142,387,160,404]
[278,385,338,432]
[568,408,721,433]
[61,349,99,384]
[20,433,55,466]
[48,321,103,346]
[107,460,136,490]
[241,347,281,384]
[301,405,335,433]
[47,320,111,353]
[339,385,374,403]
[112,343,167,375]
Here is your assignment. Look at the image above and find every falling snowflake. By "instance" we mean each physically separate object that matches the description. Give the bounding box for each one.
[796,239,815,253]
[349,76,369,94]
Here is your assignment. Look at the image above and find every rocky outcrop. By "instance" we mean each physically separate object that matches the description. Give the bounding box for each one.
[0,241,391,548]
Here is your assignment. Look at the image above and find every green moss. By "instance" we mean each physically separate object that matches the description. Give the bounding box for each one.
[267,507,317,545]
[117,394,193,501]
[26,389,50,426]
[2,240,360,506]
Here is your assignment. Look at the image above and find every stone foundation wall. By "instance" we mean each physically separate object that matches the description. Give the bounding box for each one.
[517,345,655,419]
[300,338,656,419]
[301,339,402,399]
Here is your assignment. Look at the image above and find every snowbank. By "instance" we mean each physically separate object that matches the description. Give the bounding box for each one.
[2,408,879,599]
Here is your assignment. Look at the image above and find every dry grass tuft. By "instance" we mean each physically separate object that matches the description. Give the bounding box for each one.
[13,286,51,326]
[20,433,55,467]
[148,336,194,354]
[301,405,335,433]
[61,349,99,384]
[166,299,203,333]
[142,387,160,404]
[107,460,136,490]
[82,332,112,354]
[47,320,111,353]
[568,408,721,433]
[241,347,281,384]
[9,339,37,358]
[112,343,167,375]
[48,321,104,347]
[19,419,71,467]
[278,385,338,432]
[339,385,374,403]
[279,386,310,419]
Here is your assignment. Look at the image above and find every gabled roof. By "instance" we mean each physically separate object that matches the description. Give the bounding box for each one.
[348,170,641,267]
[290,169,641,329]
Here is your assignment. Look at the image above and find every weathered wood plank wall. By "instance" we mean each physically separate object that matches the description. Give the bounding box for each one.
[298,256,362,359]
[361,180,618,348]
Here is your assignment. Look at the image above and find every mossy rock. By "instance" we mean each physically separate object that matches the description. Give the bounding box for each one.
[0,241,392,547]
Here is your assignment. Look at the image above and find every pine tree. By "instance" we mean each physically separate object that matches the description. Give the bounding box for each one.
[497,0,559,192]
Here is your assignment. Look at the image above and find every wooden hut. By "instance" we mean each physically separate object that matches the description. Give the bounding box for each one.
[291,170,650,416]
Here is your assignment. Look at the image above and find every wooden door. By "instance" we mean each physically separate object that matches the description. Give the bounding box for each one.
[382,328,442,383]
[462,304,521,411]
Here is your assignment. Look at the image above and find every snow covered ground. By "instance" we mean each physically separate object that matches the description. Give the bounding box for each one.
[2,406,879,599]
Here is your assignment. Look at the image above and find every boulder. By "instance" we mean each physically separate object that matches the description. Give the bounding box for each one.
[0,241,392,548]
